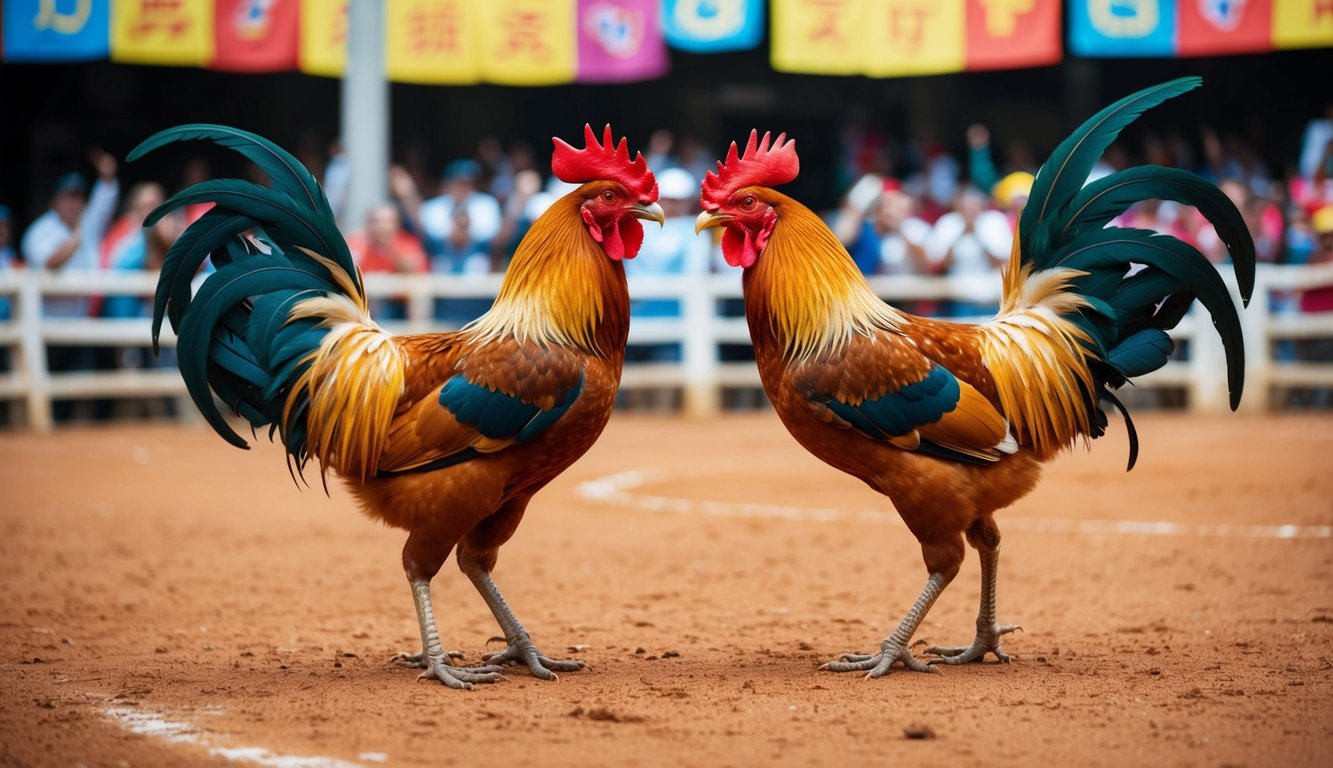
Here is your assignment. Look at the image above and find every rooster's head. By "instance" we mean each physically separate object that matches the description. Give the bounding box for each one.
[552,124,664,261]
[695,130,799,269]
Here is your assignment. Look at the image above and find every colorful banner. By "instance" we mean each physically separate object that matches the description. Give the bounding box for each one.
[967,0,1063,70]
[1178,0,1273,57]
[865,0,965,77]
[3,0,112,62]
[385,0,480,84]
[1069,0,1177,57]
[576,0,668,82]
[662,0,765,53]
[211,0,299,72]
[111,0,214,65]
[479,0,576,85]
[1273,0,1333,49]
[771,0,864,75]
[298,0,343,76]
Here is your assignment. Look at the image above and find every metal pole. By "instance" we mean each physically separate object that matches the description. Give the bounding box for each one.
[341,0,389,233]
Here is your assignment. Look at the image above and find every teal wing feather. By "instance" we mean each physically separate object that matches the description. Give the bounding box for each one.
[132,123,367,476]
[1005,77,1255,469]
[1021,76,1203,264]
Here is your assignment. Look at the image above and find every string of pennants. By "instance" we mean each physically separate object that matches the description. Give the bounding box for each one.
[2,1,1330,85]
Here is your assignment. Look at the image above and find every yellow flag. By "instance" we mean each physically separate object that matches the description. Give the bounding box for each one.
[865,0,965,77]
[387,0,481,84]
[479,0,576,85]
[1272,0,1333,50]
[300,0,347,77]
[771,0,865,75]
[111,0,215,65]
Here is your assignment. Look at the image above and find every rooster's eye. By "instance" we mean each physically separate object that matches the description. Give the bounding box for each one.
[740,196,756,210]
[601,190,616,203]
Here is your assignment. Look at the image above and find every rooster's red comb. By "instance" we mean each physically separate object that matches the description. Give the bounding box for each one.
[701,130,799,209]
[551,124,657,203]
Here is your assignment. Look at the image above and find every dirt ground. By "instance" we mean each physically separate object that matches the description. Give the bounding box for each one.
[1,410,1331,767]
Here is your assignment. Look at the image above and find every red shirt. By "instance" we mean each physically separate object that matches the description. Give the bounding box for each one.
[347,231,427,274]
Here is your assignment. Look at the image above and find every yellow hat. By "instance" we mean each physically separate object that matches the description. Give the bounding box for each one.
[1314,204,1333,235]
[993,171,1035,207]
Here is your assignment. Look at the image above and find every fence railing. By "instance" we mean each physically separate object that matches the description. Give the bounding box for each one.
[2,264,1332,431]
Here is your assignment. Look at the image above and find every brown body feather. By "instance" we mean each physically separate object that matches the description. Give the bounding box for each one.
[742,193,1096,578]
[289,189,629,578]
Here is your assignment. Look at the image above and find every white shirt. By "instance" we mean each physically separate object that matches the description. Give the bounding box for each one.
[877,217,933,276]
[21,179,119,317]
[419,191,502,246]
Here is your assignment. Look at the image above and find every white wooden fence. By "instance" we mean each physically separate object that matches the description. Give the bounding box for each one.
[2,264,1333,432]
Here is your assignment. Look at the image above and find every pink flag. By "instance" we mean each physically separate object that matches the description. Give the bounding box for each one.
[576,0,669,83]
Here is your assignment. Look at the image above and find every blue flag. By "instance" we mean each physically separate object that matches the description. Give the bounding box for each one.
[3,0,111,62]
[663,0,764,53]
[1069,0,1178,58]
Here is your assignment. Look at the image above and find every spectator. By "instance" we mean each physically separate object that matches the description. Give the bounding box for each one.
[21,149,120,317]
[345,203,428,321]
[625,168,710,351]
[490,168,545,268]
[1289,204,1333,407]
[96,181,165,318]
[395,158,503,269]
[20,149,120,422]
[0,205,16,322]
[0,205,13,422]
[927,185,1009,317]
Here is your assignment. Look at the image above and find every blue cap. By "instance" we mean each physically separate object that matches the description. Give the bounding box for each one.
[51,172,88,198]
[443,158,482,182]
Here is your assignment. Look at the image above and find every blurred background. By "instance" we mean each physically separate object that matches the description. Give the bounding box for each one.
[2,0,1332,427]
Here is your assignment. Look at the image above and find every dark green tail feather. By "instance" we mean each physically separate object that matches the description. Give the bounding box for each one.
[132,123,360,470]
[1016,78,1255,468]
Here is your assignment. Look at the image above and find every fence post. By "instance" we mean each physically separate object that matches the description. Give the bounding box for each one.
[680,275,719,418]
[16,270,52,432]
[1239,269,1271,415]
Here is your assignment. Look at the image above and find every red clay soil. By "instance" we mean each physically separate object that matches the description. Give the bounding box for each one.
[1,411,1331,767]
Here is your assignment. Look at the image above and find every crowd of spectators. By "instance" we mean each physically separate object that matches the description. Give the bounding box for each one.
[4,109,1333,419]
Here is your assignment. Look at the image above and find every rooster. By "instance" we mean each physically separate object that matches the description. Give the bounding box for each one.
[131,124,663,689]
[695,78,1254,677]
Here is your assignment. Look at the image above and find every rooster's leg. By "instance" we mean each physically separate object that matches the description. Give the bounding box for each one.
[820,572,948,677]
[397,579,507,690]
[923,542,1020,664]
[461,562,589,681]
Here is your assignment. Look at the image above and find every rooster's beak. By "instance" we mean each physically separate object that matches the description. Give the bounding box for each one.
[695,210,731,235]
[631,202,666,227]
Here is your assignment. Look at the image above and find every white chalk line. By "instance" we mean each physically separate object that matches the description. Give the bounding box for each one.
[578,470,1332,540]
[104,704,386,768]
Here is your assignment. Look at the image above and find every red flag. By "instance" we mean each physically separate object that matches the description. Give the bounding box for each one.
[212,0,300,72]
[1179,0,1273,57]
[966,0,1061,72]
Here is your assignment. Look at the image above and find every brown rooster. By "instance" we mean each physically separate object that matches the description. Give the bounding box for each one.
[695,79,1254,677]
[132,124,663,689]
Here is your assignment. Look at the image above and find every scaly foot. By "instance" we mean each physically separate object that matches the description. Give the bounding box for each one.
[413,653,508,690]
[483,635,588,681]
[819,638,937,678]
[924,623,1021,665]
[389,649,465,669]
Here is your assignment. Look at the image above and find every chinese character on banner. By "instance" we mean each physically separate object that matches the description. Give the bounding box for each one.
[865,0,966,77]
[112,0,215,65]
[1272,0,1333,50]
[663,0,765,53]
[3,0,111,62]
[386,0,481,84]
[1068,0,1177,57]
[480,0,576,85]
[771,0,864,75]
[212,0,300,72]
[299,0,346,77]
[966,0,1061,71]
[577,0,669,83]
